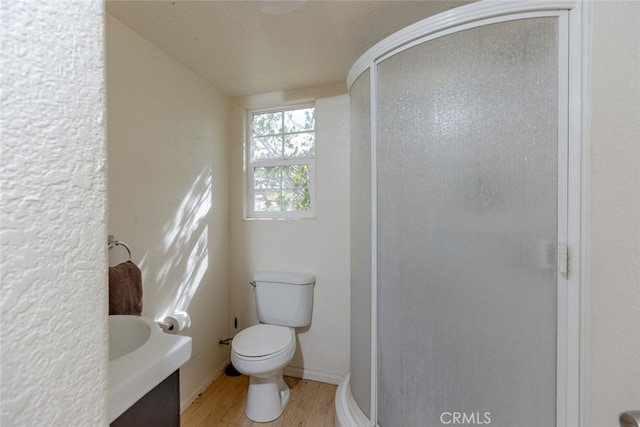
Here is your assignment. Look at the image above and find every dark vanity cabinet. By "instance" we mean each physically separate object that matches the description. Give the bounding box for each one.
[111,370,180,427]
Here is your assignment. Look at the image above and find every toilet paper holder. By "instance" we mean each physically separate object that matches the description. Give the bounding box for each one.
[156,311,191,334]
[157,320,175,331]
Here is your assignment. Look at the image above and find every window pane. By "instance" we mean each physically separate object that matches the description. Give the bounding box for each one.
[252,136,283,160]
[254,190,282,211]
[283,188,311,211]
[255,189,311,212]
[253,164,311,212]
[252,111,283,136]
[282,164,311,190]
[284,108,314,133]
[284,132,315,158]
[254,166,282,190]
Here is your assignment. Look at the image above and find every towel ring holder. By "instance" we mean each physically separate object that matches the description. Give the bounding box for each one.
[108,235,132,261]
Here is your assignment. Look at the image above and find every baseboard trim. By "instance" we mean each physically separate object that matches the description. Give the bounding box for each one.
[180,361,342,411]
[284,366,343,385]
[180,359,229,413]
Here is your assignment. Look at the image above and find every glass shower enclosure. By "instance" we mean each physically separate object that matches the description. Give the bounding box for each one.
[345,2,583,426]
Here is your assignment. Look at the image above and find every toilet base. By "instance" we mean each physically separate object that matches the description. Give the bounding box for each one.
[245,370,290,422]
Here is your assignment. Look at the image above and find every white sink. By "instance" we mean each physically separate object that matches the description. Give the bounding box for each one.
[108,315,192,423]
[109,315,152,360]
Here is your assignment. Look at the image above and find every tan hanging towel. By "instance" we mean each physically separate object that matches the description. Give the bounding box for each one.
[108,261,143,315]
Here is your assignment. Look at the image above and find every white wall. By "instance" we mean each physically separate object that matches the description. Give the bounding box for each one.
[106,15,231,409]
[229,89,351,384]
[0,1,108,426]
[588,2,640,425]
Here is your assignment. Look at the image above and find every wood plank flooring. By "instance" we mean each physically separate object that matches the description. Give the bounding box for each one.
[181,374,337,427]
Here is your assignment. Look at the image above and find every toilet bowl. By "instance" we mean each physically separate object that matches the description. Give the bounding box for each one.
[229,271,315,422]
[231,324,296,422]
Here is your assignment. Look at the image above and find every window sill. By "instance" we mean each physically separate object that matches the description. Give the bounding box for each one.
[243,216,316,221]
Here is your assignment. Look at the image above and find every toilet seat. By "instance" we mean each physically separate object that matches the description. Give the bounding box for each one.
[232,324,295,359]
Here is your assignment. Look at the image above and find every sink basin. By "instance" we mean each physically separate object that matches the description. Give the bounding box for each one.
[109,315,151,360]
[108,315,192,423]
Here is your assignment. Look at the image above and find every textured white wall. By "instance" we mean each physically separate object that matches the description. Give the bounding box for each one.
[0,1,108,426]
[229,92,351,384]
[589,2,640,425]
[105,15,231,409]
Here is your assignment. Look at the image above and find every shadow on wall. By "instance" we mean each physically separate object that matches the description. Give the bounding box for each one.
[135,166,213,321]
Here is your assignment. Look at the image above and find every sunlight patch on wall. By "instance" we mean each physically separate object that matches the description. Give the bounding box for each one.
[153,166,212,319]
[173,225,208,313]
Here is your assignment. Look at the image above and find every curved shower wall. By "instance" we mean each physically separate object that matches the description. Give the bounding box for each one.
[349,69,372,420]
[340,1,584,426]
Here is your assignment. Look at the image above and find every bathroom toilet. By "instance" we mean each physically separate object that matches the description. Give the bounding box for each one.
[231,271,315,422]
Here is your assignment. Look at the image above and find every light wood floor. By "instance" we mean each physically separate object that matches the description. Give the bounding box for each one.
[181,373,337,427]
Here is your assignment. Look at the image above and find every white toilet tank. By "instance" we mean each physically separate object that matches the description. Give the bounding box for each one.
[253,271,315,327]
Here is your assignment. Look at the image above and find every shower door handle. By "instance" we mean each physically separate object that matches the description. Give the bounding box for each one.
[558,241,568,276]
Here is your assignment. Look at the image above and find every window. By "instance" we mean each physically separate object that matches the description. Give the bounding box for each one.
[247,106,315,218]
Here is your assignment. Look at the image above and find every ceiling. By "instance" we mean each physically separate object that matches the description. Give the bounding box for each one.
[106,0,473,97]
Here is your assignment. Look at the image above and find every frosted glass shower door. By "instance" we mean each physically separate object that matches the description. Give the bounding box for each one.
[376,18,560,426]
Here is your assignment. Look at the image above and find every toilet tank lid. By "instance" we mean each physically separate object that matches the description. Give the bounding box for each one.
[253,271,315,285]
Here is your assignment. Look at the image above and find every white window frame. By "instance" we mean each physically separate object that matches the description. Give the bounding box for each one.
[246,105,316,219]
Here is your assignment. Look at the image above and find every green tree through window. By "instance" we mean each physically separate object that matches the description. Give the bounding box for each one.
[248,106,315,217]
